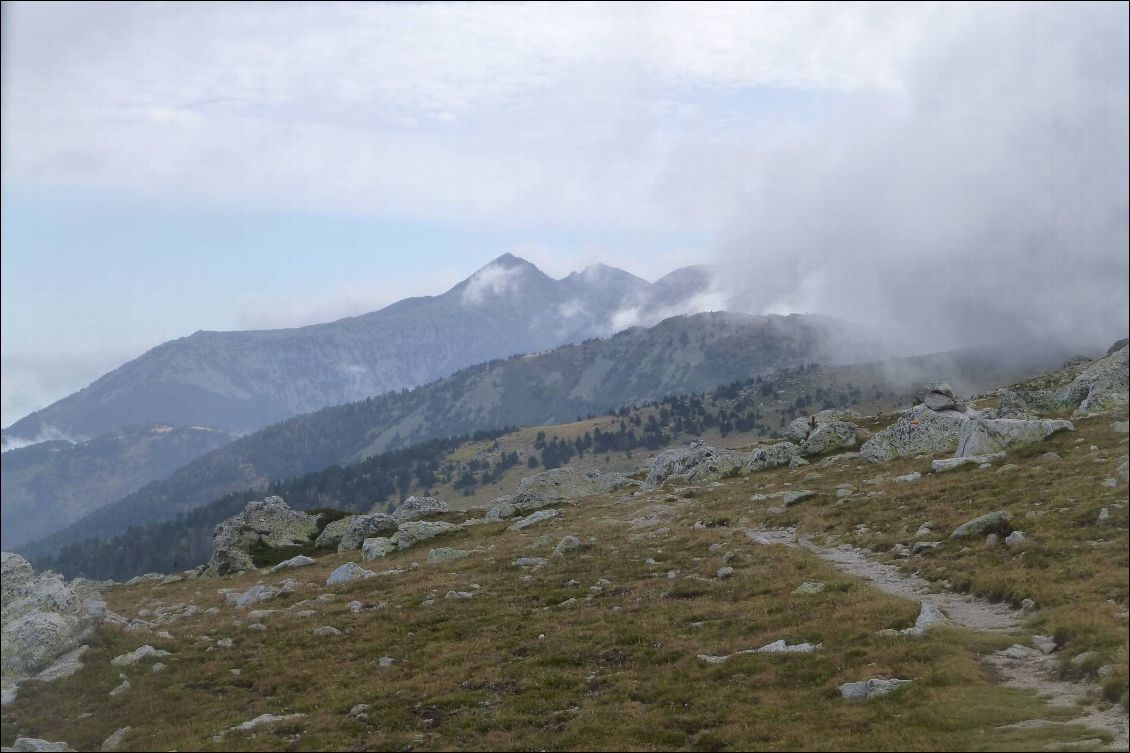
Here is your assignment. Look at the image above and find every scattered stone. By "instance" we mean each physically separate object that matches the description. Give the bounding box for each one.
[445,591,475,600]
[552,535,582,557]
[426,547,471,563]
[1041,452,1061,462]
[228,584,280,607]
[792,581,825,595]
[507,509,560,531]
[269,555,316,573]
[1004,531,1027,547]
[108,679,130,697]
[931,453,1004,472]
[839,678,912,700]
[326,563,375,586]
[951,510,1012,539]
[782,490,815,507]
[312,626,341,637]
[985,533,999,547]
[716,566,735,579]
[378,656,395,667]
[745,442,801,473]
[1098,508,1111,522]
[99,727,131,752]
[1031,634,1056,654]
[911,541,941,555]
[513,557,548,569]
[4,740,74,752]
[488,466,638,518]
[894,472,921,483]
[215,712,306,740]
[110,645,171,667]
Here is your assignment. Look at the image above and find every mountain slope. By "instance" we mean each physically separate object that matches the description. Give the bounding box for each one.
[2,254,706,445]
[0,424,235,550]
[23,312,877,557]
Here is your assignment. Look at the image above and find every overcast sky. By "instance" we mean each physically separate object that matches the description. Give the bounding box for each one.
[2,1,1127,427]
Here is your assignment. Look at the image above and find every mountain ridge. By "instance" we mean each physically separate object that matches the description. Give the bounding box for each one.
[2,254,716,446]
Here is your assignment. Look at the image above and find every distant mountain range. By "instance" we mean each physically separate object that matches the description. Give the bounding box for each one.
[1,424,235,550]
[20,311,882,559]
[2,254,719,446]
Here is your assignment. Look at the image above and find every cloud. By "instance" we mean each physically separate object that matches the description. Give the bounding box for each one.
[1,350,135,432]
[461,261,524,306]
[712,2,1129,353]
[0,2,925,235]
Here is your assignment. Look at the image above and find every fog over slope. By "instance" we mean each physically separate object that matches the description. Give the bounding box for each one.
[709,3,1128,354]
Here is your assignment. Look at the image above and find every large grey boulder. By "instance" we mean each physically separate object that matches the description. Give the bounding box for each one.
[391,521,463,550]
[955,417,1073,457]
[208,496,320,576]
[487,466,637,518]
[860,406,965,463]
[744,442,801,472]
[2,553,106,706]
[393,496,449,523]
[506,509,559,531]
[643,441,746,487]
[923,383,964,412]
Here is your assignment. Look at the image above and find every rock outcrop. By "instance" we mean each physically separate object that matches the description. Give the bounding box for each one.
[744,442,801,472]
[208,496,320,576]
[2,553,109,705]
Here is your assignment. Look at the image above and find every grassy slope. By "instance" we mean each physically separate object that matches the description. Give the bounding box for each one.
[3,407,1125,751]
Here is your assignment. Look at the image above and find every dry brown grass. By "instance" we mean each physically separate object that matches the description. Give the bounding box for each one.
[4,403,1126,751]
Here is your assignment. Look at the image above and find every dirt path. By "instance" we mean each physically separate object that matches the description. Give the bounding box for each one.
[740,526,1129,750]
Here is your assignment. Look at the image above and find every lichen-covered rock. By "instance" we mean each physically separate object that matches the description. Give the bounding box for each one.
[644,441,746,487]
[487,467,637,518]
[426,547,471,563]
[208,496,320,576]
[361,537,397,561]
[787,411,865,457]
[2,552,107,706]
[338,514,397,552]
[391,521,463,550]
[955,417,1073,457]
[860,406,965,463]
[506,509,559,531]
[393,496,449,523]
[744,442,800,473]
